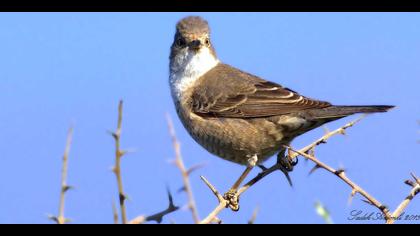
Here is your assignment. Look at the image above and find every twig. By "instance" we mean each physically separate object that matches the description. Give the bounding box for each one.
[288,146,420,224]
[110,100,128,224]
[199,176,228,224]
[128,189,180,224]
[248,206,260,224]
[50,127,74,224]
[237,164,281,196]
[237,116,366,196]
[387,173,420,224]
[199,116,419,224]
[288,115,366,160]
[199,156,259,224]
[287,146,393,221]
[166,114,201,224]
[112,199,119,224]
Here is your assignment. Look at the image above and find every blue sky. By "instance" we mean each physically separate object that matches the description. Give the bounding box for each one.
[0,12,419,224]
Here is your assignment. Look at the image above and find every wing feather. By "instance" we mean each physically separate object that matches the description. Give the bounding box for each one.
[191,64,331,118]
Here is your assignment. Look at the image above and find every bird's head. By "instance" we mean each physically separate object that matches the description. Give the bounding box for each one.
[170,16,218,74]
[172,16,213,53]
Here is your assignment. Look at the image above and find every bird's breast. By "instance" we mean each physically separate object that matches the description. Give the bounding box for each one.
[174,102,296,165]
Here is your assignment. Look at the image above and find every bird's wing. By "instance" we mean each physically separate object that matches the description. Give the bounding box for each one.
[191,63,332,118]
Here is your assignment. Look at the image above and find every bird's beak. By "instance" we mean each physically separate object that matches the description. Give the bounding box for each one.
[188,40,202,51]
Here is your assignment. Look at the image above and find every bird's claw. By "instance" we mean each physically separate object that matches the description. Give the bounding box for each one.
[277,153,298,172]
[276,149,299,187]
[224,189,240,212]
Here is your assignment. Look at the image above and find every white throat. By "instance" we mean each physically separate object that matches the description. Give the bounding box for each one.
[170,47,219,102]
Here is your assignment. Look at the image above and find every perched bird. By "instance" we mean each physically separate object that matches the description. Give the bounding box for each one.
[169,16,394,167]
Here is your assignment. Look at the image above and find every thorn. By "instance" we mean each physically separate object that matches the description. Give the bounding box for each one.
[348,189,357,206]
[379,205,388,211]
[118,150,127,157]
[278,167,293,187]
[155,216,164,224]
[186,163,207,176]
[410,172,419,184]
[119,193,127,204]
[405,180,415,188]
[62,185,73,193]
[177,186,187,193]
[284,172,293,187]
[361,199,375,206]
[248,206,260,224]
[107,130,118,139]
[308,164,321,176]
[335,168,345,175]
[47,215,59,223]
[212,217,223,224]
[166,187,178,210]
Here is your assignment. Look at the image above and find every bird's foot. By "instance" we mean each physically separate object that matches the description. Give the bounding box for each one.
[277,148,299,172]
[222,155,258,212]
[223,189,240,212]
[276,149,299,187]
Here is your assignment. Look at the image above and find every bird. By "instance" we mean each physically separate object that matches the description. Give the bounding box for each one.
[169,16,394,169]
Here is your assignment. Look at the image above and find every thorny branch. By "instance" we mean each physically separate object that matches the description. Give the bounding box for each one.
[52,102,181,224]
[199,116,419,224]
[50,127,74,224]
[166,114,201,223]
[287,147,420,224]
[388,173,420,224]
[288,115,366,160]
[110,100,128,224]
[199,156,259,224]
[128,189,180,224]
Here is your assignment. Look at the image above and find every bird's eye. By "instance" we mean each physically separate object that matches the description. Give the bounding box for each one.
[204,38,210,46]
[176,38,186,47]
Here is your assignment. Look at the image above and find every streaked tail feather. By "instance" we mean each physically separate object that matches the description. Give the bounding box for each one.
[311,105,395,119]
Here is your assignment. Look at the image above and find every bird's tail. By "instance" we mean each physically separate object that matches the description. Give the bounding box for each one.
[310,105,395,119]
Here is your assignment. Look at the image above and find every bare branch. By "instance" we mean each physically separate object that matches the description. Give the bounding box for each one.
[288,115,366,160]
[199,176,228,224]
[50,126,74,224]
[288,146,420,224]
[199,116,418,224]
[110,100,128,224]
[200,176,225,204]
[287,146,393,221]
[166,114,200,223]
[199,157,259,224]
[387,173,420,224]
[112,199,119,224]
